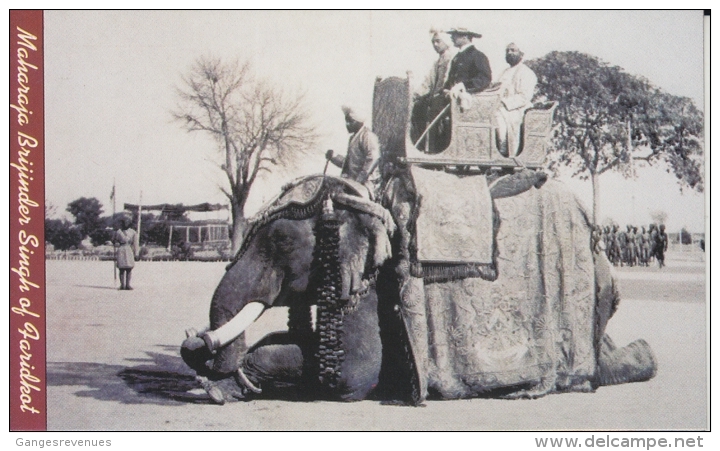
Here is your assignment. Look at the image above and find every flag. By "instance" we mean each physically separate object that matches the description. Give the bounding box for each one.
[110,184,115,201]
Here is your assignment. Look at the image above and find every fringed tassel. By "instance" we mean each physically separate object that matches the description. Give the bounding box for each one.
[410,262,498,283]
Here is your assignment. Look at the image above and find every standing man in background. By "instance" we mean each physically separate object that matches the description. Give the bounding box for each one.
[655,224,669,268]
[113,212,139,290]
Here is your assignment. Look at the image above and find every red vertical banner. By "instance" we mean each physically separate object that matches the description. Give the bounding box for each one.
[10,10,47,431]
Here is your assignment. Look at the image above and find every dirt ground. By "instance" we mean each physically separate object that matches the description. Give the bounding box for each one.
[44,251,707,431]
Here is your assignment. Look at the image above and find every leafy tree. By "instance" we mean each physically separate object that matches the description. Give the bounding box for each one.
[526,51,703,222]
[94,212,137,247]
[105,211,127,231]
[143,221,173,248]
[89,228,113,246]
[173,57,316,253]
[634,90,704,191]
[45,219,83,250]
[134,213,171,246]
[66,197,107,246]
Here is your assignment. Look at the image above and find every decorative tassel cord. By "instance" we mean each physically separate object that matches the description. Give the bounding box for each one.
[313,214,346,390]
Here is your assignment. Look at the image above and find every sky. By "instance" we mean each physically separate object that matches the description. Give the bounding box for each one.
[43,10,707,232]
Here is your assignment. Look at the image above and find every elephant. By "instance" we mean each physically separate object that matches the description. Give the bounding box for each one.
[181,172,657,405]
[182,176,404,403]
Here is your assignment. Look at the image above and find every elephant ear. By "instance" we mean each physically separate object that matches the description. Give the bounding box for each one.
[333,193,395,268]
[337,216,387,298]
[358,213,393,268]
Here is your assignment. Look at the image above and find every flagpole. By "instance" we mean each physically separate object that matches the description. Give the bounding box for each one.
[112,179,117,285]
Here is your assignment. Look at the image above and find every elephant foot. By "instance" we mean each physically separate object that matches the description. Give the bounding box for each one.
[197,375,248,405]
[197,376,226,405]
[596,339,657,387]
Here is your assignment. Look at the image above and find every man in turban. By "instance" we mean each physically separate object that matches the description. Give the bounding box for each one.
[431,28,492,132]
[495,43,537,157]
[326,106,381,198]
[412,29,456,153]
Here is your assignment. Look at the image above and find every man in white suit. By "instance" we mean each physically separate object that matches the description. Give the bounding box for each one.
[495,43,537,157]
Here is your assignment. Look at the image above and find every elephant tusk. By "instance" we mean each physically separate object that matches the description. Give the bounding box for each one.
[236,368,262,394]
[203,302,266,351]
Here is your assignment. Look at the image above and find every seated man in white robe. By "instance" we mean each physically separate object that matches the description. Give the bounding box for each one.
[495,43,537,157]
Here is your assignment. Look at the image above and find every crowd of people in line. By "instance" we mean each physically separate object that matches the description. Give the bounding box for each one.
[592,223,669,268]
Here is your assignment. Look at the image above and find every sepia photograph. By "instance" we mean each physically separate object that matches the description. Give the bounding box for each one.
[10,9,707,434]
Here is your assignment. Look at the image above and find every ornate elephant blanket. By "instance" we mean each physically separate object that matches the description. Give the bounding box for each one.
[400,181,596,399]
[410,166,494,264]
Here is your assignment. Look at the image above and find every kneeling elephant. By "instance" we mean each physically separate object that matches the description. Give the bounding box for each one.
[181,174,656,404]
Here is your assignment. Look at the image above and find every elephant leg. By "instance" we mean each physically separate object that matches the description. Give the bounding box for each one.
[210,333,248,376]
[186,331,308,404]
[596,339,657,387]
[180,330,248,405]
[594,252,620,352]
[241,342,305,396]
[593,253,657,387]
[184,301,270,388]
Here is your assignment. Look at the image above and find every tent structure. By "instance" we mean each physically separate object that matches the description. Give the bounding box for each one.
[123,202,230,249]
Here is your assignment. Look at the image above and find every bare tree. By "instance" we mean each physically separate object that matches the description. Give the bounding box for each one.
[174,56,316,253]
